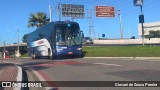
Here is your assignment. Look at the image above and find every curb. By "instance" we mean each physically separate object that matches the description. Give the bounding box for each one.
[0,62,23,90]
[84,57,160,60]
[24,66,53,90]
[14,66,22,90]
[19,57,32,59]
[20,56,160,60]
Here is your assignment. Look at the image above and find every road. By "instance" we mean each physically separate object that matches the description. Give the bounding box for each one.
[1,57,160,90]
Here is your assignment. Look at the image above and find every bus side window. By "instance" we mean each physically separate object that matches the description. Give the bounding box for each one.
[50,32,55,42]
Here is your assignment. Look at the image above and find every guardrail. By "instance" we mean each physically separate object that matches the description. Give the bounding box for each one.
[0,43,27,47]
[94,38,160,45]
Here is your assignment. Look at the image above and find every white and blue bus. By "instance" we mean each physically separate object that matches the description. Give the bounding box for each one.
[27,21,83,59]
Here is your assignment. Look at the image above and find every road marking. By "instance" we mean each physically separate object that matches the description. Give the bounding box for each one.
[29,61,81,67]
[28,66,59,90]
[148,60,160,62]
[93,63,122,67]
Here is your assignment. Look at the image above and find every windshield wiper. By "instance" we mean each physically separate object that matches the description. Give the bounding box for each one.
[66,30,77,46]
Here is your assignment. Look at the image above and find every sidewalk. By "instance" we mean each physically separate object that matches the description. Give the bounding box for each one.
[0,60,20,90]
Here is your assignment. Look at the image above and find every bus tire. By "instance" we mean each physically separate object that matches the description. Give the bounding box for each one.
[32,54,35,59]
[48,49,54,60]
[49,54,53,60]
[32,56,34,59]
[32,53,37,59]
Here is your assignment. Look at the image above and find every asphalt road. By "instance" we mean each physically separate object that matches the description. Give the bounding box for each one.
[2,57,160,90]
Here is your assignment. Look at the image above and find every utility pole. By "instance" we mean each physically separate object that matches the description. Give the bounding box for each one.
[118,10,123,39]
[58,2,61,21]
[3,41,5,58]
[49,5,53,22]
[17,29,20,57]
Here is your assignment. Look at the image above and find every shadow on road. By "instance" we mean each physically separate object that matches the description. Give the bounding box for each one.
[22,61,54,70]
[0,63,16,70]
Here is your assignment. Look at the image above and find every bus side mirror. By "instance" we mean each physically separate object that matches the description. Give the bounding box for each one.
[80,31,84,44]
[80,31,84,38]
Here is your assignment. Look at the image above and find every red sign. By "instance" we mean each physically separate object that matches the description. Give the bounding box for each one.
[96,6,115,17]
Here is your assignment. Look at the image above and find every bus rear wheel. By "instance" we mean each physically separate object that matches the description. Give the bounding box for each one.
[48,49,55,60]
[32,54,36,59]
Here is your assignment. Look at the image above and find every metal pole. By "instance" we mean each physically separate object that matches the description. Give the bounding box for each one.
[89,19,91,37]
[71,17,74,21]
[58,2,61,21]
[3,41,5,58]
[17,29,20,57]
[140,5,145,46]
[49,5,52,22]
[94,28,95,39]
[118,10,123,39]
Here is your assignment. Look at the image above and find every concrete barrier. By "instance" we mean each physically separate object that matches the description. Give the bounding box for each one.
[94,38,160,45]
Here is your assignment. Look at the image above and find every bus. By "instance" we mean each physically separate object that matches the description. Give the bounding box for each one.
[27,21,83,59]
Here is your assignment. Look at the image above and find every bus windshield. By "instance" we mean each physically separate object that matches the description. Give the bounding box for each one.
[56,23,82,46]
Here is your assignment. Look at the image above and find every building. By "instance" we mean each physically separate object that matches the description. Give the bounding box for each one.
[138,22,160,38]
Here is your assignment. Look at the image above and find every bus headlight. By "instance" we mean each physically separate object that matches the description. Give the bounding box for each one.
[77,48,82,50]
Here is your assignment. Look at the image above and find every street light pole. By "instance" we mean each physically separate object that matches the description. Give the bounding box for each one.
[58,2,61,21]
[118,10,123,39]
[49,5,53,22]
[17,29,20,57]
[3,41,5,58]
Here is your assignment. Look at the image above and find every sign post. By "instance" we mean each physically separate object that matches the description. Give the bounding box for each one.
[133,0,144,46]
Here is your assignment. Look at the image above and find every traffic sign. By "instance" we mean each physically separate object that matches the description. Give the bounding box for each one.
[95,6,115,17]
[62,4,84,18]
[139,15,144,23]
[102,34,105,38]
[134,0,143,6]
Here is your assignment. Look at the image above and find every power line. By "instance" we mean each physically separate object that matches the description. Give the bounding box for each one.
[101,0,159,18]
[123,1,160,17]
[63,0,74,3]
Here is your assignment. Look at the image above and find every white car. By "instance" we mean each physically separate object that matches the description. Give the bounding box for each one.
[83,37,94,44]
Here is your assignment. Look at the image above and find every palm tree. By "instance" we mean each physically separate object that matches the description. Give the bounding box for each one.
[27,12,49,28]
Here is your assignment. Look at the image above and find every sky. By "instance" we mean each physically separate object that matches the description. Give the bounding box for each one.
[0,0,160,45]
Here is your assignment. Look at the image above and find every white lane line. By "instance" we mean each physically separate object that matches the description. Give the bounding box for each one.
[93,63,122,67]
[148,60,160,62]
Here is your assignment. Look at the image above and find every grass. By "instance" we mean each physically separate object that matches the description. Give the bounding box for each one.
[82,46,160,57]
[20,53,29,57]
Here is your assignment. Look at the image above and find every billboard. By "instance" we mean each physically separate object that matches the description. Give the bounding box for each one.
[62,4,84,18]
[134,0,143,6]
[95,6,115,17]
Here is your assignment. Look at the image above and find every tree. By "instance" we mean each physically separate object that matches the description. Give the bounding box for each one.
[27,12,49,28]
[145,30,160,38]
[22,34,28,43]
[131,36,135,39]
